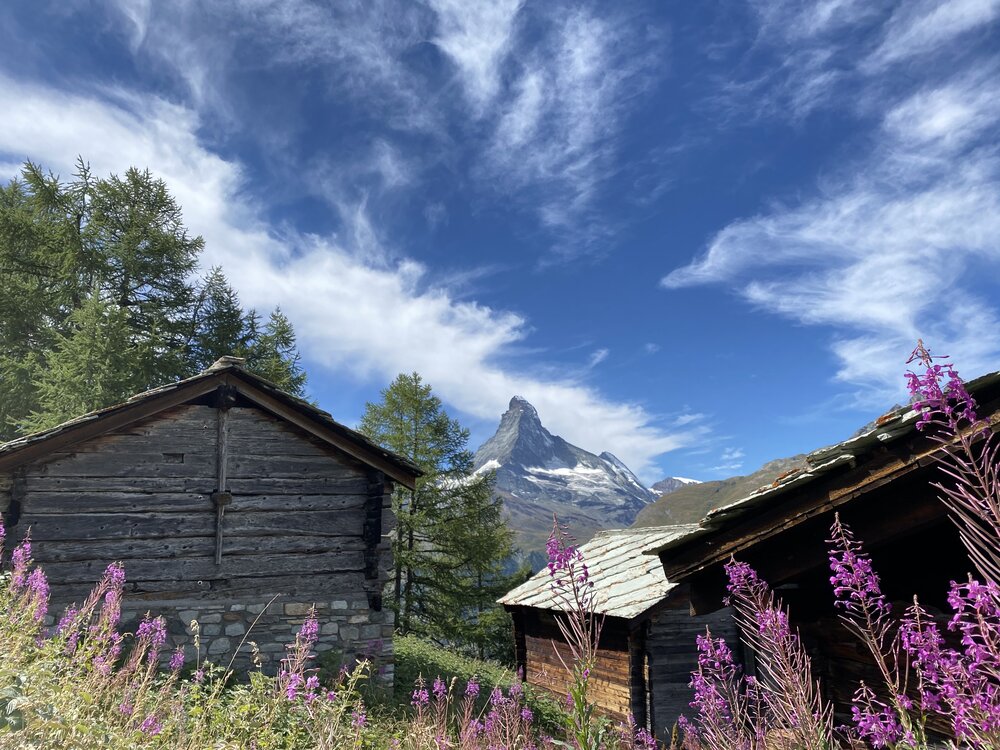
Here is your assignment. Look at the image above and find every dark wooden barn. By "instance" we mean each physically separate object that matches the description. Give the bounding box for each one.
[500,526,737,739]
[647,368,1000,727]
[0,356,420,681]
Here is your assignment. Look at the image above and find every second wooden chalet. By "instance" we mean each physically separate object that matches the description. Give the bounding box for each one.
[0,357,421,681]
[646,367,1000,731]
[499,526,737,738]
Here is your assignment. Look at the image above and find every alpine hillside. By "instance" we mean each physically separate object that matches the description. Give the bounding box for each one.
[650,476,701,496]
[473,396,658,568]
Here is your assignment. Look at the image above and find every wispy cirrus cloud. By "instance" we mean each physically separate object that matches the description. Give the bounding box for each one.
[485,7,665,258]
[0,73,695,479]
[103,0,666,263]
[665,59,1000,401]
[427,0,523,112]
[867,0,1000,69]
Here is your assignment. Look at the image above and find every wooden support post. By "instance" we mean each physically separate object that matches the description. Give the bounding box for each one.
[213,385,236,565]
[628,626,649,731]
[364,470,385,610]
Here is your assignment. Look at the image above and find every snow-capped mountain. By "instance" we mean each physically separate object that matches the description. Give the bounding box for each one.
[474,396,657,565]
[650,476,702,496]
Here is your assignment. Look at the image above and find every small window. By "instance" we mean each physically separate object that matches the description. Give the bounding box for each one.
[163,453,185,464]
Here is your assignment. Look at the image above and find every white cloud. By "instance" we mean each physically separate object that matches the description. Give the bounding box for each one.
[485,8,662,257]
[664,67,1000,401]
[868,0,1000,69]
[0,73,693,479]
[587,348,609,368]
[427,0,523,111]
[709,446,746,474]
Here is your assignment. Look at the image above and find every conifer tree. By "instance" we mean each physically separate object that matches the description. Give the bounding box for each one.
[243,309,307,396]
[0,159,311,435]
[20,293,146,432]
[359,373,517,655]
[189,267,249,371]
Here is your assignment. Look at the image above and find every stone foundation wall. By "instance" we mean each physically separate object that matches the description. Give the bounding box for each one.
[62,593,395,684]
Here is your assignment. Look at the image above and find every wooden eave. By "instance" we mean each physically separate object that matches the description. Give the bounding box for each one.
[0,366,421,489]
[658,389,1000,585]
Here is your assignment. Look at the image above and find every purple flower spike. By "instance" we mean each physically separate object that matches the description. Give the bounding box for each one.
[169,647,185,672]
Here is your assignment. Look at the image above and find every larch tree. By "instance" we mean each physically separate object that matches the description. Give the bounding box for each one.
[0,159,309,435]
[358,372,517,655]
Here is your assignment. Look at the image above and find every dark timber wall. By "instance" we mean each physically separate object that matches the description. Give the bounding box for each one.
[0,402,395,680]
[646,589,739,741]
[512,595,739,740]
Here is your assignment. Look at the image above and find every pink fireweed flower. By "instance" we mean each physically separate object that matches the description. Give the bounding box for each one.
[520,707,534,724]
[851,683,907,748]
[169,647,185,672]
[56,606,78,635]
[193,669,205,684]
[906,343,979,430]
[103,562,126,588]
[136,615,168,663]
[411,685,430,707]
[299,613,319,644]
[139,714,162,736]
[10,533,32,591]
[432,676,446,700]
[828,516,890,618]
[351,707,367,728]
[25,568,50,623]
[465,678,480,698]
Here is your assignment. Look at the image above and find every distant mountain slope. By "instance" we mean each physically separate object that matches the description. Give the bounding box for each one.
[633,455,807,527]
[650,476,701,496]
[474,396,656,566]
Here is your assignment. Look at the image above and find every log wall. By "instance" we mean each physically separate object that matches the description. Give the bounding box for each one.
[522,614,634,721]
[0,402,395,681]
[646,589,739,741]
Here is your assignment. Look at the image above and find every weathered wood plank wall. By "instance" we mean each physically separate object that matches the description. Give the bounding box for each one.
[646,589,739,740]
[0,402,395,678]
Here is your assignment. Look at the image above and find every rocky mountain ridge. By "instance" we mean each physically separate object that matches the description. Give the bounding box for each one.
[473,396,657,565]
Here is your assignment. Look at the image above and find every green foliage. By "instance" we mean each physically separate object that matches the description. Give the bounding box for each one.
[393,635,563,736]
[0,159,308,436]
[358,373,517,653]
[18,292,148,433]
[242,308,308,396]
[392,634,513,703]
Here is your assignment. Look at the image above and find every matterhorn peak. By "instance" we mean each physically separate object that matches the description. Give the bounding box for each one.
[473,397,657,565]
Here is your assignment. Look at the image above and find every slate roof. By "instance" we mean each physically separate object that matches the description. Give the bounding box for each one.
[643,368,1000,559]
[0,357,422,488]
[499,524,699,620]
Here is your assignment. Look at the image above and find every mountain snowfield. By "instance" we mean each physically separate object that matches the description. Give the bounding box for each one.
[473,396,697,567]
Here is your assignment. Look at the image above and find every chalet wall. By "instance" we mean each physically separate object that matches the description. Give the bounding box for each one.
[524,626,633,721]
[2,402,395,680]
[647,589,739,741]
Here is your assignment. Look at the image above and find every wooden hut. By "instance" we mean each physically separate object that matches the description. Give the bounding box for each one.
[647,368,1000,725]
[0,356,420,681]
[500,526,737,739]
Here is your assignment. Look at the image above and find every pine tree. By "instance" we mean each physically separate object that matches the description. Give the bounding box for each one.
[358,373,518,654]
[20,292,147,433]
[243,308,307,396]
[189,267,249,371]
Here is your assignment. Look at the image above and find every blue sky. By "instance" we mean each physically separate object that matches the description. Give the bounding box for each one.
[1,0,999,483]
